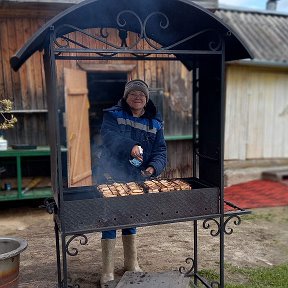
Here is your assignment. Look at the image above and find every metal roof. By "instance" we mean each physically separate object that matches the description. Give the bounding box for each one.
[215,8,288,64]
[4,0,218,10]
[10,0,252,71]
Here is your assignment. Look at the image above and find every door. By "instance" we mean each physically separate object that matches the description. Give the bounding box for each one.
[64,68,92,187]
[87,72,127,181]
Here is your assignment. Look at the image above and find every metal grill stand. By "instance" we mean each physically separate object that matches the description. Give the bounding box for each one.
[10,1,252,287]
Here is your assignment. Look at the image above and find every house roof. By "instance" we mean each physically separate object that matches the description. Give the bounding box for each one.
[10,0,252,71]
[215,7,288,65]
[4,0,218,10]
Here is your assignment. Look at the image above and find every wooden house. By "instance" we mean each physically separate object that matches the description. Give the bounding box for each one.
[0,0,218,181]
[215,7,288,162]
[1,0,287,184]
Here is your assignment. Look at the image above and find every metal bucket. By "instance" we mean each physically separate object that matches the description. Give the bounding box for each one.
[0,237,27,288]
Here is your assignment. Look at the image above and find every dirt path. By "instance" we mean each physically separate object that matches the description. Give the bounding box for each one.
[0,202,287,287]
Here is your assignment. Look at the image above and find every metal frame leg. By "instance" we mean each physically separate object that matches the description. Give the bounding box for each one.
[54,221,62,287]
[61,234,68,288]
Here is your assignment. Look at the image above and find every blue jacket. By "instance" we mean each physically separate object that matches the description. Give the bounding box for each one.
[98,99,167,182]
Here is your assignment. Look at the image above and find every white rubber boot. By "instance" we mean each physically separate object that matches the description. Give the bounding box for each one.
[100,239,116,287]
[122,234,142,272]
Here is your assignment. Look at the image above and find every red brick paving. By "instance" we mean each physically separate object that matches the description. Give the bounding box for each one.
[224,180,288,209]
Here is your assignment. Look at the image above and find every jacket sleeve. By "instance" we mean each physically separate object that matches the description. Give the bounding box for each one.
[101,111,138,160]
[147,126,167,176]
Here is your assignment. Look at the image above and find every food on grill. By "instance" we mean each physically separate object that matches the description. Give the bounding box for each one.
[97,182,144,197]
[97,184,118,197]
[143,179,192,193]
[98,179,192,197]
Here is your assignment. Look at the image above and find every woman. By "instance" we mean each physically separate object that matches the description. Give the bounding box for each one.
[98,79,167,286]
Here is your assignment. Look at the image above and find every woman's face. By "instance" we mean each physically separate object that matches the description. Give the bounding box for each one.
[126,90,147,112]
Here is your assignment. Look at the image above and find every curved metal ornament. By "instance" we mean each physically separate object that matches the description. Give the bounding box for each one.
[42,198,56,214]
[66,234,88,256]
[117,10,144,49]
[116,10,169,57]
[165,28,222,51]
[143,11,169,49]
[52,9,223,58]
[211,281,220,288]
[67,283,80,288]
[224,215,241,235]
[54,24,121,50]
[203,218,220,237]
[203,214,242,236]
[62,278,80,288]
[179,257,195,277]
[100,27,109,38]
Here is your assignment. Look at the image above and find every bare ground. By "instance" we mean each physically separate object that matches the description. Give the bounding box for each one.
[0,202,287,287]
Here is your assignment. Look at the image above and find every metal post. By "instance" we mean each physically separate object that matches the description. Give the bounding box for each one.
[44,26,67,287]
[16,156,22,198]
[192,62,199,285]
[43,26,64,209]
[61,234,68,288]
[219,39,226,288]
[54,221,62,287]
[193,220,198,285]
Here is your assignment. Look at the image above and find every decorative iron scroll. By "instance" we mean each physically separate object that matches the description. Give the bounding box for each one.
[224,215,241,235]
[179,257,195,277]
[42,198,57,214]
[66,282,80,288]
[203,218,220,236]
[52,10,223,58]
[66,235,88,256]
[179,262,220,288]
[211,281,220,288]
[203,214,242,236]
[197,276,220,288]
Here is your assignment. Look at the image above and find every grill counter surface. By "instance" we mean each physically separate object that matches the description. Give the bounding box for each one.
[60,178,219,234]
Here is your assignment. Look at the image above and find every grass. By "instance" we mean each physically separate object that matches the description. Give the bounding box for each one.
[193,263,288,288]
[243,209,288,223]
[189,207,288,287]
[243,212,275,222]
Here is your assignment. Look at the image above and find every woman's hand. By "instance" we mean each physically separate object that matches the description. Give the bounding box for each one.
[131,145,143,161]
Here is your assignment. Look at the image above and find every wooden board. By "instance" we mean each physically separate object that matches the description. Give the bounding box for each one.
[224,65,288,160]
[64,68,92,187]
[262,169,288,182]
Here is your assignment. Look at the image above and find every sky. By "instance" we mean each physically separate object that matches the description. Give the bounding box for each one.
[218,0,288,12]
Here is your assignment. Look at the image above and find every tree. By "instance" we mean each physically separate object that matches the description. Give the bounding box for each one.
[0,99,17,130]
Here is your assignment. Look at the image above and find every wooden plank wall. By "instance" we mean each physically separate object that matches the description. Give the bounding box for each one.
[0,15,48,145]
[0,11,193,177]
[0,17,193,141]
[2,6,287,166]
[163,140,193,178]
[225,65,288,160]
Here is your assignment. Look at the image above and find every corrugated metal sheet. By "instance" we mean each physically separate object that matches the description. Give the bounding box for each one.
[216,8,288,64]
[0,0,218,9]
[4,0,218,10]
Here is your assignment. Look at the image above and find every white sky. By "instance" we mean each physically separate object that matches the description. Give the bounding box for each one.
[219,0,288,12]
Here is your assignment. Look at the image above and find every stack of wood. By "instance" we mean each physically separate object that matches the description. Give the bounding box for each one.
[97,182,144,197]
[143,179,192,193]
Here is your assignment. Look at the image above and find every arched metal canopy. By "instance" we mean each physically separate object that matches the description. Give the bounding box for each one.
[10,0,253,71]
